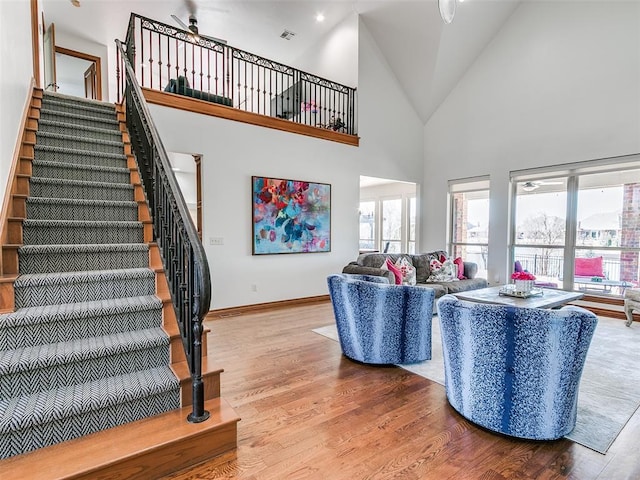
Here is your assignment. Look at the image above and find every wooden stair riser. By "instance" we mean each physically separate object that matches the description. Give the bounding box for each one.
[1,246,19,277]
[172,356,222,407]
[0,278,15,313]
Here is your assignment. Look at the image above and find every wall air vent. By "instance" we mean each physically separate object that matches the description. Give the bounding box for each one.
[280,30,296,40]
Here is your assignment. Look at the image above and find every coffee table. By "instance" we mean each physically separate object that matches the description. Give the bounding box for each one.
[454,285,583,309]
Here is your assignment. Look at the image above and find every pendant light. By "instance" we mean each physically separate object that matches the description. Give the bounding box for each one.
[439,0,457,24]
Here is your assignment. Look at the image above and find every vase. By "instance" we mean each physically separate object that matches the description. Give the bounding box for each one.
[514,279,534,293]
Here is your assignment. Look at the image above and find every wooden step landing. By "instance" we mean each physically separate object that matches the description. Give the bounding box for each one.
[0,397,240,480]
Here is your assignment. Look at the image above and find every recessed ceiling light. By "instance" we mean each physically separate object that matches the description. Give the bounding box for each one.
[70,0,80,7]
[315,13,325,23]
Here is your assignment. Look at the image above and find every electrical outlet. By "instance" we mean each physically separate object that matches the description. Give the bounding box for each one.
[251,284,257,292]
[209,237,224,246]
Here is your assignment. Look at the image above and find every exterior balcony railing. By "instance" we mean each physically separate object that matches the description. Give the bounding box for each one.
[120,13,358,137]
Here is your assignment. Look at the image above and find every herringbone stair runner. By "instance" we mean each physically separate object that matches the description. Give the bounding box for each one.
[0,91,181,459]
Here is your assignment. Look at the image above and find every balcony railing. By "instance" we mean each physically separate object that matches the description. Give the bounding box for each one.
[121,13,357,136]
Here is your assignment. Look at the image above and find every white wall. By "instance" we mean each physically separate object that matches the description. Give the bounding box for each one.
[423,1,640,285]
[148,18,424,310]
[293,13,358,88]
[0,0,35,204]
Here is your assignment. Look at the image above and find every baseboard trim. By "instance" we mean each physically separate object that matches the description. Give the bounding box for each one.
[207,295,330,319]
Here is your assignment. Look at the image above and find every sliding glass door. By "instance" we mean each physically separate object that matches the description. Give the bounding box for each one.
[511,159,640,297]
[574,170,640,295]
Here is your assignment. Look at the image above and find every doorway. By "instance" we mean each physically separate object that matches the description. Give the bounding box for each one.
[359,176,418,254]
[54,47,102,100]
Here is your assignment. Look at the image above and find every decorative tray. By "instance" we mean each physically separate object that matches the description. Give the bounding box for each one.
[498,286,544,299]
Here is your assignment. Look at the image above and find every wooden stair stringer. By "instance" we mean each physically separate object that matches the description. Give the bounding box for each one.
[0,86,42,308]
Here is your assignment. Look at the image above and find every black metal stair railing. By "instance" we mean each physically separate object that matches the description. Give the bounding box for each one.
[115,38,211,423]
[121,13,357,136]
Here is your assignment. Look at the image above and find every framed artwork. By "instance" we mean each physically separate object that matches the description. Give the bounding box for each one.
[252,176,331,255]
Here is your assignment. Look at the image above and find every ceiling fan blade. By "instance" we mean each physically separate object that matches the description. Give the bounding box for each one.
[171,11,227,45]
[171,14,190,31]
[201,33,227,45]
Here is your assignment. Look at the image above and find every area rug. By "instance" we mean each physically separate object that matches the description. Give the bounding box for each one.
[313,315,640,454]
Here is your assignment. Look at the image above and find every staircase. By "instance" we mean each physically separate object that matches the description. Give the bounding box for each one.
[0,90,238,477]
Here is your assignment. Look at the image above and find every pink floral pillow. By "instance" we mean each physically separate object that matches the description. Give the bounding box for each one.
[453,257,465,280]
[381,258,403,284]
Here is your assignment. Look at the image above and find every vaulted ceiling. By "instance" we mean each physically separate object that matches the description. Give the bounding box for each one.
[41,0,522,123]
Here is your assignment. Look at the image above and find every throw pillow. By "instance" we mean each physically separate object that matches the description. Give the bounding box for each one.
[395,257,417,285]
[453,257,466,280]
[426,258,459,282]
[381,258,403,285]
[575,256,605,277]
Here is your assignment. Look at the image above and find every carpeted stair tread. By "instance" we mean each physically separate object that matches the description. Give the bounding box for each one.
[22,219,143,245]
[35,131,124,154]
[25,197,138,222]
[15,267,155,288]
[0,330,169,398]
[28,178,134,201]
[34,144,126,160]
[39,108,120,128]
[0,366,180,433]
[18,243,149,274]
[41,99,116,119]
[0,328,169,378]
[30,176,132,190]
[32,160,130,183]
[42,91,116,110]
[36,131,122,148]
[0,296,162,350]
[14,268,156,308]
[37,119,122,142]
[0,295,161,330]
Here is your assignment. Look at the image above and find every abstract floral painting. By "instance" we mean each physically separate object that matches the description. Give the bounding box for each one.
[252,176,331,255]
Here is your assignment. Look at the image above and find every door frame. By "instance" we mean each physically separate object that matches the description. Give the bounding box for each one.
[55,46,103,101]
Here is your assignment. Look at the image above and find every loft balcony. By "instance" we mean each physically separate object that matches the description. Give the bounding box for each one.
[118,13,358,146]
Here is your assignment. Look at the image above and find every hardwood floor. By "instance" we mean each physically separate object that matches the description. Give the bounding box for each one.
[166,301,640,480]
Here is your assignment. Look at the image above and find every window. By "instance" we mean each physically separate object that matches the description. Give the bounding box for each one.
[408,196,416,254]
[360,178,417,253]
[381,198,402,253]
[511,157,640,297]
[358,201,376,251]
[449,178,490,279]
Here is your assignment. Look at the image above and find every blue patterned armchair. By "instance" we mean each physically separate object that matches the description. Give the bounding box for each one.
[436,294,598,440]
[327,274,435,364]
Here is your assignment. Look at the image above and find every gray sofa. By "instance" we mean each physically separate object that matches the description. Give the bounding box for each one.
[342,251,487,301]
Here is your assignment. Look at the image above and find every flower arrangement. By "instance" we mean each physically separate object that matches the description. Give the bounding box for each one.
[511,271,536,281]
